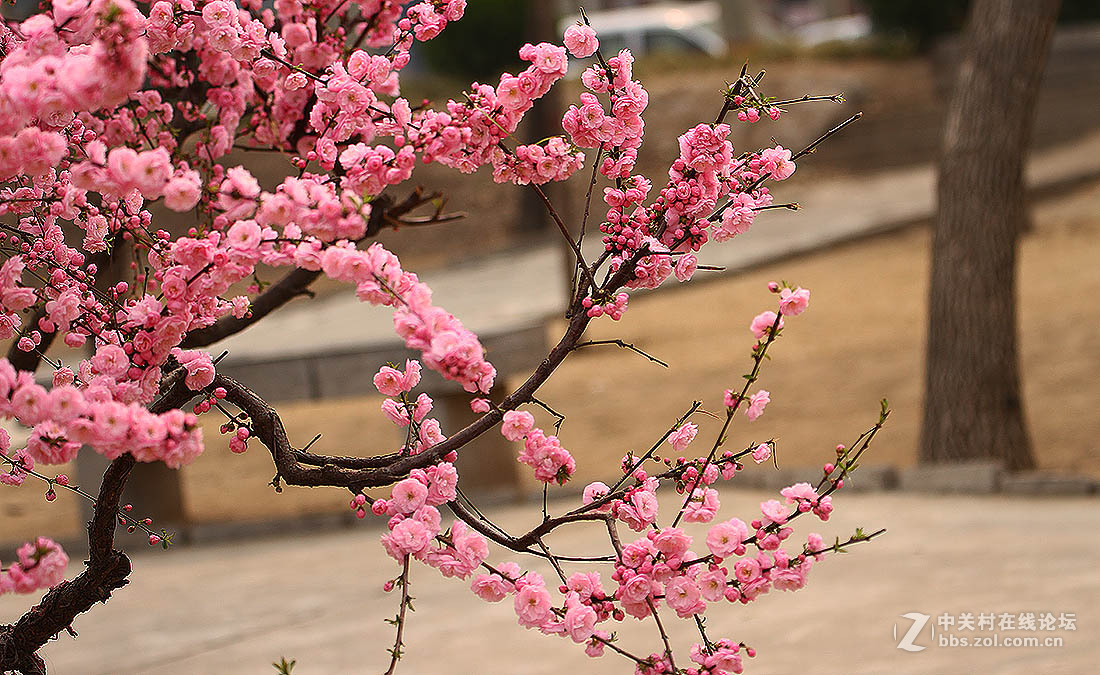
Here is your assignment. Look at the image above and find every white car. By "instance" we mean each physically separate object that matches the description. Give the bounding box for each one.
[558,1,728,65]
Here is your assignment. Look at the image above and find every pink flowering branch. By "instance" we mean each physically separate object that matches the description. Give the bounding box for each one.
[0,1,891,671]
[383,555,413,675]
[181,188,458,349]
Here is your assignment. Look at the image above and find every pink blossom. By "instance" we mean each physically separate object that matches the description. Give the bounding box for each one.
[373,366,405,396]
[401,359,422,390]
[779,286,810,316]
[759,146,796,180]
[745,390,770,421]
[667,422,698,452]
[752,442,772,464]
[664,576,705,618]
[781,482,818,504]
[749,311,783,339]
[760,499,789,525]
[181,352,215,390]
[500,410,535,441]
[674,253,698,282]
[2,537,68,594]
[564,602,598,643]
[381,398,410,426]
[471,573,511,602]
[226,220,262,250]
[514,583,553,629]
[381,518,432,559]
[566,571,603,597]
[706,518,748,558]
[682,487,720,523]
[390,478,428,514]
[652,528,692,558]
[697,568,728,602]
[733,558,761,584]
[582,481,612,512]
[25,422,80,465]
[563,23,599,58]
[90,344,129,378]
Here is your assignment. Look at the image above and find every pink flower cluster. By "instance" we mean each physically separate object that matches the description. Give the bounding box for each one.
[498,410,576,484]
[562,48,653,256]
[581,292,629,320]
[779,482,834,521]
[0,537,68,595]
[0,358,203,468]
[585,473,660,532]
[0,0,148,137]
[376,468,488,578]
[491,138,586,186]
[514,424,576,485]
[471,566,614,649]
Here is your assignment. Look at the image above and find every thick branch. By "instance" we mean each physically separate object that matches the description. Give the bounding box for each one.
[180,267,323,349]
[0,367,195,674]
[0,457,135,675]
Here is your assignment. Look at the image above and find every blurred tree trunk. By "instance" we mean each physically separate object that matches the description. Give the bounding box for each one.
[920,0,1060,470]
[519,0,564,235]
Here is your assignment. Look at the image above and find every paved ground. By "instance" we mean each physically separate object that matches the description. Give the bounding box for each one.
[1,489,1093,674]
[216,130,1100,361]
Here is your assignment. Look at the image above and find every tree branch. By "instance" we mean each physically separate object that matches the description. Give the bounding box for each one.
[0,367,196,674]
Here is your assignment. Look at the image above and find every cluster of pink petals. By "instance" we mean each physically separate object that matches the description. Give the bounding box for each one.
[0,537,68,595]
[492,138,586,186]
[667,422,698,452]
[0,358,203,469]
[373,359,422,397]
[778,286,811,316]
[515,427,576,485]
[780,481,834,520]
[0,0,148,137]
[581,292,629,320]
[563,23,599,59]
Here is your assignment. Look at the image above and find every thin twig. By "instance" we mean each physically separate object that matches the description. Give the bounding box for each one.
[573,339,669,368]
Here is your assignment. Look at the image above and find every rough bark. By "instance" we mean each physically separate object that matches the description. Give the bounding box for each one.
[920,0,1060,470]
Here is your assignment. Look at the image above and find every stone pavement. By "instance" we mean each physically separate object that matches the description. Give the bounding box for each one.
[215,130,1100,362]
[1,489,1094,674]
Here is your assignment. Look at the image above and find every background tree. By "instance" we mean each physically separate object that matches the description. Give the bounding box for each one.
[919,0,1061,470]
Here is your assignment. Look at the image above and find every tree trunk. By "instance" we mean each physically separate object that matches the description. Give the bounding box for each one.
[920,0,1060,470]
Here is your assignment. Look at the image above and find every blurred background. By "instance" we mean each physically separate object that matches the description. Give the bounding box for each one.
[1,2,1099,670]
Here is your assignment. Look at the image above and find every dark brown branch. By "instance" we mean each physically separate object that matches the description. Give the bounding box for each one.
[0,367,196,674]
[180,266,323,349]
[573,339,669,368]
[0,457,135,675]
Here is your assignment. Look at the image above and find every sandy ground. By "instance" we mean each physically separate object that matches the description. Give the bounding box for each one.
[0,488,1094,674]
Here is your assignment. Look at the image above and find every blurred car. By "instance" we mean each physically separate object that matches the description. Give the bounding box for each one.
[558,1,728,66]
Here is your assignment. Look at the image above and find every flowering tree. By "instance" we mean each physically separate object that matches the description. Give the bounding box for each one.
[0,2,886,673]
